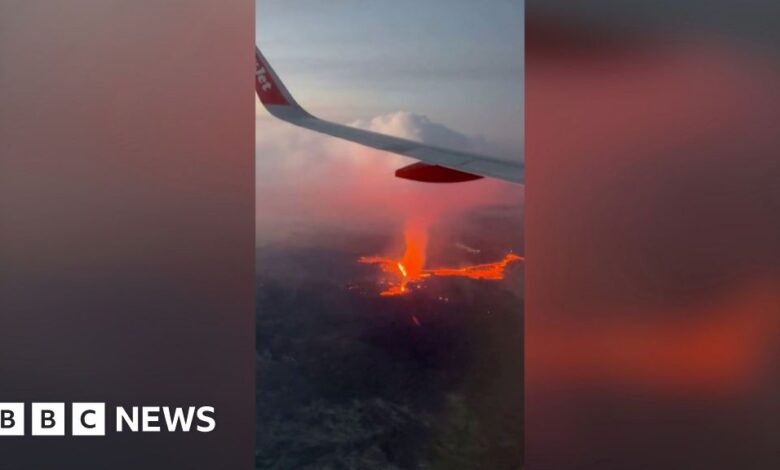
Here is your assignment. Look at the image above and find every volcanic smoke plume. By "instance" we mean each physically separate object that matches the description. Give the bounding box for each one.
[359,221,522,296]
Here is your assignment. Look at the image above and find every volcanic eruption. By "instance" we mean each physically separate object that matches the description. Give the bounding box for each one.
[359,222,522,296]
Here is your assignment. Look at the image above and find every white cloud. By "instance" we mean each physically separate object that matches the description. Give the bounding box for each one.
[352,112,473,150]
[255,110,521,237]
[256,111,494,177]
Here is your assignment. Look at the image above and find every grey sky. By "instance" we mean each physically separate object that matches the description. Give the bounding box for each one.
[256,0,524,151]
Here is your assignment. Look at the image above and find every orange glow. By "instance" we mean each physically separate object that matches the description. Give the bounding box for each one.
[426,253,523,280]
[527,279,780,397]
[358,223,522,296]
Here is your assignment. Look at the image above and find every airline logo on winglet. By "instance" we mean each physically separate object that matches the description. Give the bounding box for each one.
[255,55,289,106]
[256,65,272,92]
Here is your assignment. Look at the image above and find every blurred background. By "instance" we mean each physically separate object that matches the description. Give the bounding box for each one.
[526,1,780,468]
[0,1,255,468]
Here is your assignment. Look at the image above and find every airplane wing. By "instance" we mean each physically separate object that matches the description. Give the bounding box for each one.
[255,46,524,184]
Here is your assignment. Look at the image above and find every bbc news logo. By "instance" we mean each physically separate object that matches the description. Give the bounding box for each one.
[0,403,215,436]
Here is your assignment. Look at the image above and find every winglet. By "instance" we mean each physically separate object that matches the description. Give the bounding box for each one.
[255,46,300,108]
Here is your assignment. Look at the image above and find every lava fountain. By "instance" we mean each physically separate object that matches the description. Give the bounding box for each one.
[358,222,522,296]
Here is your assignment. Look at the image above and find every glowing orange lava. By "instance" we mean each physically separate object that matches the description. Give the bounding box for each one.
[426,253,524,280]
[358,224,522,296]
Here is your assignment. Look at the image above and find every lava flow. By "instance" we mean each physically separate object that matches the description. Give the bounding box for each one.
[358,224,522,296]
